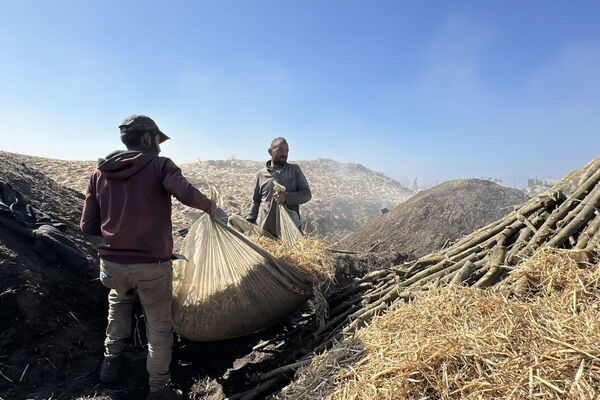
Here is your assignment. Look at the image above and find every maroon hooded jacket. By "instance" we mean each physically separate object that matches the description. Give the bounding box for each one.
[80,150,211,263]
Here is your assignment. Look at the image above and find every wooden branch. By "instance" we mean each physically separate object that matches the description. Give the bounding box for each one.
[575,211,600,250]
[547,183,600,248]
[256,359,312,382]
[450,260,477,285]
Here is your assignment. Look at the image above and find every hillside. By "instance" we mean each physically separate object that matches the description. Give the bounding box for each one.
[178,158,412,239]
[1,149,597,399]
[338,179,528,258]
[0,151,413,241]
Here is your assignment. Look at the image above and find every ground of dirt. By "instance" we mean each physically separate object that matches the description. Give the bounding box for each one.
[2,150,406,399]
[338,179,529,258]
[0,154,107,399]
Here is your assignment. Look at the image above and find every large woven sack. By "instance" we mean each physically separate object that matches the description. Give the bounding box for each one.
[271,181,303,244]
[172,192,312,341]
[227,214,274,238]
[274,202,303,244]
[229,202,303,244]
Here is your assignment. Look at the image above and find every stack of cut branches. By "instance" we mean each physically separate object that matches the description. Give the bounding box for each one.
[225,157,600,400]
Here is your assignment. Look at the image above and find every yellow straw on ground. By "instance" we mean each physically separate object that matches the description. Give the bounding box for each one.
[279,249,600,399]
[251,235,335,285]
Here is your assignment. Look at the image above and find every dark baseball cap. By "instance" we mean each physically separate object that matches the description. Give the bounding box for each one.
[119,115,170,143]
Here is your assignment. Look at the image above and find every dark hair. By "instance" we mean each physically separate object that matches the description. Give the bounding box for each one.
[270,137,288,149]
[121,129,156,148]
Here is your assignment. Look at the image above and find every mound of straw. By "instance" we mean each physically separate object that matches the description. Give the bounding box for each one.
[251,235,336,285]
[279,249,600,399]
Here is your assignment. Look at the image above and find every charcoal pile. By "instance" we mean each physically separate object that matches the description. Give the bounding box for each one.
[338,179,528,258]
[0,152,108,399]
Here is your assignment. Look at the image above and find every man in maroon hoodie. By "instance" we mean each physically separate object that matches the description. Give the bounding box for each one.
[81,115,214,400]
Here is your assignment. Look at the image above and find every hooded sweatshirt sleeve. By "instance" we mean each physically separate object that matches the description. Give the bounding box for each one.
[80,173,102,236]
[160,158,212,211]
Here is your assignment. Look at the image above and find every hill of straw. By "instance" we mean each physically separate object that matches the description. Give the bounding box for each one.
[280,249,600,399]
[181,158,412,240]
[0,152,412,243]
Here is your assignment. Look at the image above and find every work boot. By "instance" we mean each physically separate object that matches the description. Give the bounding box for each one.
[99,354,123,384]
[146,385,182,400]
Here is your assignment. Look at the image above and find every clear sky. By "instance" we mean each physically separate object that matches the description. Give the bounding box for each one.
[0,1,598,188]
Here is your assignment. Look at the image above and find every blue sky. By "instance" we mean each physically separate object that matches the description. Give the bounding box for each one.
[0,1,598,187]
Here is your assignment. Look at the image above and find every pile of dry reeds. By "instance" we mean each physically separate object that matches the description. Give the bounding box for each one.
[279,249,600,399]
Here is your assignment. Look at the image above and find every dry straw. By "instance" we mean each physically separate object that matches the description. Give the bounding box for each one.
[251,235,336,326]
[251,235,336,285]
[280,249,600,399]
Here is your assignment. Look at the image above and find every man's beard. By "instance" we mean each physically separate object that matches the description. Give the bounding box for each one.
[274,156,287,166]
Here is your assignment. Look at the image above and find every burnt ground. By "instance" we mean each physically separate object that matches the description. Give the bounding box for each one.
[0,152,408,399]
[0,227,106,399]
[0,154,109,399]
[1,225,401,400]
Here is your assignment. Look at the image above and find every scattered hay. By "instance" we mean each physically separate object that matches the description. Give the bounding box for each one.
[249,235,336,327]
[502,247,600,299]
[280,250,600,399]
[251,235,336,285]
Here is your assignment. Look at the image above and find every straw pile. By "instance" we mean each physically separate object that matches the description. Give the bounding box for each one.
[181,158,412,240]
[280,249,600,399]
[251,236,335,285]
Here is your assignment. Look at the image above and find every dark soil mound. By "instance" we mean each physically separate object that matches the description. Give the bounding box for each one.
[0,153,109,399]
[338,179,528,258]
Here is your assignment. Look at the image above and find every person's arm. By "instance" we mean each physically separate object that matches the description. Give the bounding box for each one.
[246,174,261,223]
[80,174,102,236]
[285,166,311,205]
[161,158,212,212]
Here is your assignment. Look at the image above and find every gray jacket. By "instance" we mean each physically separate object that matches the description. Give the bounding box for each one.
[247,161,311,235]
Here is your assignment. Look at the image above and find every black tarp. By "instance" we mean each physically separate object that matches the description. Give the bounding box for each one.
[0,180,90,272]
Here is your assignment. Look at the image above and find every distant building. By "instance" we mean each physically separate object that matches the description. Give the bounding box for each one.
[481,177,503,184]
[526,177,559,195]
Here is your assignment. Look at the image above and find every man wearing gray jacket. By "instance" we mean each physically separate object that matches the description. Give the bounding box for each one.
[246,137,311,236]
